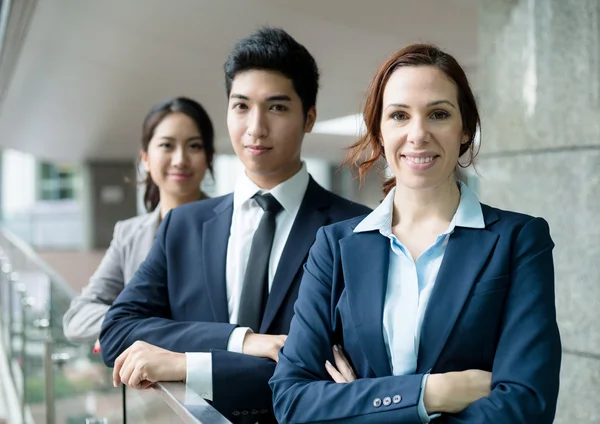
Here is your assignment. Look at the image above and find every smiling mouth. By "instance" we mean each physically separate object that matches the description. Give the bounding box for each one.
[168,173,192,179]
[402,155,439,164]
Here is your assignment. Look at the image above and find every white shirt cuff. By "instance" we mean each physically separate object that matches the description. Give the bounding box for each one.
[227,327,252,353]
[185,352,213,401]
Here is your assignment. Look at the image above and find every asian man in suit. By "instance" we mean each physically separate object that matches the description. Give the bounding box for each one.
[98,27,371,422]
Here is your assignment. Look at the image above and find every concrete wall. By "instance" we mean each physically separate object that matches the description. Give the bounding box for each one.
[477,1,600,422]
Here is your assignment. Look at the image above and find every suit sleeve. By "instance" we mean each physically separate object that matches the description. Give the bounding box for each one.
[440,218,561,423]
[62,221,126,342]
[208,350,278,421]
[99,210,236,366]
[270,227,425,424]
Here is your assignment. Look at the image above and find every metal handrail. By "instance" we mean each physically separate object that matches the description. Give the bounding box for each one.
[0,249,33,424]
[0,227,76,298]
[154,382,231,424]
[0,225,232,423]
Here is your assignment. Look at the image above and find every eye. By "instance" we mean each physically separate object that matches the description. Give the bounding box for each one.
[158,142,173,149]
[232,103,248,110]
[270,104,288,112]
[189,142,204,150]
[431,110,450,120]
[390,111,408,121]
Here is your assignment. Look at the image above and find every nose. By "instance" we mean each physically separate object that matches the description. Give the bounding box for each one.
[246,108,268,140]
[172,145,189,168]
[407,116,429,147]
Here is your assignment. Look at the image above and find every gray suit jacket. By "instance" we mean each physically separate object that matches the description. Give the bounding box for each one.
[62,207,160,342]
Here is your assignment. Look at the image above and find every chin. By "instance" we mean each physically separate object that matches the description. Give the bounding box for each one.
[247,167,277,177]
[396,174,445,191]
[241,156,268,170]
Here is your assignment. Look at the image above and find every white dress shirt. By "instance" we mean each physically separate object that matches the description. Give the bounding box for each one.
[186,163,309,400]
[354,182,485,422]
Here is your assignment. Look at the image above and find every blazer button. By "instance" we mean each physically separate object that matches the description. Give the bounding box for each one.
[242,410,249,415]
[232,411,240,416]
[251,409,258,415]
[393,394,402,404]
[373,398,382,408]
[383,397,392,406]
[260,409,269,414]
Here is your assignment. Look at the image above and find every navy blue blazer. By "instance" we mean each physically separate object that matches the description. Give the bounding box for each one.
[270,205,561,424]
[99,177,371,421]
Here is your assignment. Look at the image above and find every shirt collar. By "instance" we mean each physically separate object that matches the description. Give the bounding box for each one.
[233,162,310,216]
[354,181,485,235]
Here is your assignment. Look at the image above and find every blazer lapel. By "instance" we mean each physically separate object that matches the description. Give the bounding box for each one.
[202,196,233,323]
[260,179,328,333]
[125,208,162,282]
[139,209,161,251]
[417,224,499,373]
[340,231,392,377]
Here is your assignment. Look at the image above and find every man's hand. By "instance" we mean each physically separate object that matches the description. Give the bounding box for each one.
[325,345,357,383]
[424,369,492,414]
[242,333,287,362]
[112,340,186,390]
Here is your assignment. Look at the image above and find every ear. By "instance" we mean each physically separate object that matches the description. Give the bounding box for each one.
[140,150,150,173]
[461,132,470,144]
[303,106,317,133]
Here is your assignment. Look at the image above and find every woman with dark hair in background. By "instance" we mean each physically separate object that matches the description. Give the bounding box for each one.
[63,96,215,344]
[270,44,561,423]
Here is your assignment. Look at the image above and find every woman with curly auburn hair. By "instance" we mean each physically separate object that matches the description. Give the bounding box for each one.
[270,44,561,424]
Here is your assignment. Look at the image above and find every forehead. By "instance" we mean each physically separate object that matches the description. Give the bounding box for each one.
[229,70,299,101]
[153,112,199,135]
[383,66,459,106]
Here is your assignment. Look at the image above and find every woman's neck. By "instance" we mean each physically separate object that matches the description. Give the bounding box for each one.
[159,190,203,219]
[392,178,460,229]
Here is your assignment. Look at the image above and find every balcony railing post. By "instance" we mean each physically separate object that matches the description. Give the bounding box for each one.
[20,295,33,424]
[6,270,15,376]
[122,384,127,424]
[13,278,27,424]
[0,257,6,343]
[44,336,55,424]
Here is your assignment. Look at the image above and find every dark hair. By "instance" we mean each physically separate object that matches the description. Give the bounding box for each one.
[345,44,480,195]
[141,97,215,212]
[224,26,319,117]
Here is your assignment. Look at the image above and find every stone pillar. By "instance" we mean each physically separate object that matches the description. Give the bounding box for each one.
[82,161,137,250]
[0,149,3,223]
[477,0,600,422]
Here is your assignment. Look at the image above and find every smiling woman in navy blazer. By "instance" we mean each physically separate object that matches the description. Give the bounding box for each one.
[270,44,561,423]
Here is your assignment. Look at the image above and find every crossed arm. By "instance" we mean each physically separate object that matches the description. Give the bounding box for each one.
[270,219,561,423]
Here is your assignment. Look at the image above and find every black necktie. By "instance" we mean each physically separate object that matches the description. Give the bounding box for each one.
[237,193,283,332]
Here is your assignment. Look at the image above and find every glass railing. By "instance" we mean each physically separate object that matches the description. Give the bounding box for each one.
[0,226,230,423]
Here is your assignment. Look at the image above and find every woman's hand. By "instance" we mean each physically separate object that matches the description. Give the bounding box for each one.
[323,344,490,415]
[324,344,490,415]
[325,345,357,383]
[93,339,101,354]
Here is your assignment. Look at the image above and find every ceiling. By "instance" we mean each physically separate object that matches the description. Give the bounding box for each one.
[0,0,477,163]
